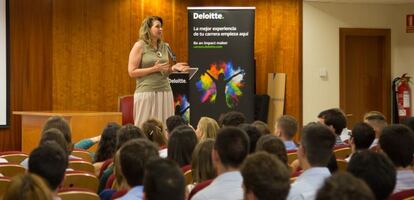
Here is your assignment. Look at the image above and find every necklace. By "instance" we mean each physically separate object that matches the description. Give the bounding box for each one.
[156,51,162,58]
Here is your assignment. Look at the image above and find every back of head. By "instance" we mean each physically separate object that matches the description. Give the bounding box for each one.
[215,127,249,168]
[168,125,198,167]
[351,122,375,150]
[120,139,159,187]
[379,124,414,167]
[347,151,396,200]
[251,120,271,135]
[144,159,185,200]
[238,123,262,153]
[29,141,68,191]
[255,134,288,165]
[39,128,69,156]
[166,115,187,134]
[315,172,375,200]
[116,124,146,150]
[277,115,298,139]
[3,173,52,200]
[364,111,387,135]
[300,123,336,167]
[42,116,72,144]
[197,117,219,140]
[142,118,167,147]
[241,152,290,200]
[402,116,414,132]
[95,122,120,162]
[318,108,347,135]
[218,111,246,127]
[191,139,216,183]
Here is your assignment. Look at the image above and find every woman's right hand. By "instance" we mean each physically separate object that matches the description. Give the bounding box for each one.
[153,60,170,73]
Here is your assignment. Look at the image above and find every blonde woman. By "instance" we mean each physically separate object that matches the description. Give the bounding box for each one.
[188,139,216,193]
[128,16,190,127]
[195,117,219,141]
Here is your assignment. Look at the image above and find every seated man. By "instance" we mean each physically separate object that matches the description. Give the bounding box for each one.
[275,115,298,151]
[118,139,159,200]
[363,111,387,148]
[241,152,290,200]
[143,159,185,200]
[192,127,249,200]
[218,111,246,127]
[287,123,336,200]
[345,122,375,162]
[379,124,414,193]
[317,108,347,145]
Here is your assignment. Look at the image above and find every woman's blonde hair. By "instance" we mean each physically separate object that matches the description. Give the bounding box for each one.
[142,118,167,147]
[139,16,163,45]
[3,174,53,200]
[197,117,219,141]
[191,139,216,183]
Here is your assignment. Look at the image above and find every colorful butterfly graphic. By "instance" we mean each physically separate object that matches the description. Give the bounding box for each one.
[174,94,190,122]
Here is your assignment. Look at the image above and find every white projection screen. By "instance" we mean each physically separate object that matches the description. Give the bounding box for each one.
[0,0,8,128]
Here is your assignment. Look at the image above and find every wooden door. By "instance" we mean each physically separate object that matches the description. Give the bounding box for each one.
[340,28,391,129]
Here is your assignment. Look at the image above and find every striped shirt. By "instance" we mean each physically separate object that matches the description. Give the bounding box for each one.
[394,170,414,193]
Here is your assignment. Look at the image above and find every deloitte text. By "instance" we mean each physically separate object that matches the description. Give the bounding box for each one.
[193,12,223,20]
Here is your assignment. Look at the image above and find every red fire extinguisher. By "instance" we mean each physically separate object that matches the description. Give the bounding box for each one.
[396,73,412,122]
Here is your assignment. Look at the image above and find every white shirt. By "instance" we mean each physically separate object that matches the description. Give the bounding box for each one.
[191,171,243,200]
[287,167,331,200]
[340,128,350,142]
[394,169,414,193]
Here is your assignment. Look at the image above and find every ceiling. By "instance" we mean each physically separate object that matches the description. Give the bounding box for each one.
[305,0,414,4]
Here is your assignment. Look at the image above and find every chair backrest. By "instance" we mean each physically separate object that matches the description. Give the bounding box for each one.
[63,172,99,192]
[0,164,26,177]
[334,147,351,160]
[184,170,193,186]
[336,159,348,172]
[118,95,134,125]
[0,152,28,164]
[389,188,414,200]
[58,190,100,200]
[287,152,298,165]
[0,177,11,198]
[68,161,95,174]
[71,150,93,163]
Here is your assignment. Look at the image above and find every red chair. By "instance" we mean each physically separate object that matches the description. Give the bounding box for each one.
[188,179,213,200]
[118,95,134,125]
[389,188,414,200]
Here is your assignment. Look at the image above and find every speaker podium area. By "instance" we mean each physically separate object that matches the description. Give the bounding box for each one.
[13,111,122,154]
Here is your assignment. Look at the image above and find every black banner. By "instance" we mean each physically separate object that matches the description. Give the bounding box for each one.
[169,73,190,123]
[188,7,255,126]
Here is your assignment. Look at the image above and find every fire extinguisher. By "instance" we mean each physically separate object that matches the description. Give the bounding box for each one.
[395,73,412,122]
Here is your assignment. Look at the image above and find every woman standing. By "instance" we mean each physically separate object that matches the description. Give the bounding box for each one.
[128,16,189,127]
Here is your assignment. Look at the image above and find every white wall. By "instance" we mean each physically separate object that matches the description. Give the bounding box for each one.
[303,2,414,125]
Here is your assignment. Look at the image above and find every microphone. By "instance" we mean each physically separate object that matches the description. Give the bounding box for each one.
[165,43,177,63]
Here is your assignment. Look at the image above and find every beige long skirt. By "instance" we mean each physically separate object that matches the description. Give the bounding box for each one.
[133,91,174,128]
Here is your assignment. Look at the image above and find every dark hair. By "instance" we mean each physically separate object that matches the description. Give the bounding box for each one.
[255,135,287,165]
[116,124,146,150]
[301,123,336,166]
[119,139,159,187]
[318,108,347,135]
[29,141,68,190]
[379,124,414,167]
[95,122,120,162]
[168,125,198,167]
[315,172,375,200]
[351,122,375,150]
[238,123,262,153]
[215,127,249,168]
[42,116,72,144]
[3,174,53,200]
[402,117,414,132]
[241,152,290,200]
[39,128,68,156]
[347,151,396,200]
[277,115,298,139]
[144,159,185,200]
[218,111,246,127]
[251,121,271,135]
[142,119,167,147]
[166,115,187,134]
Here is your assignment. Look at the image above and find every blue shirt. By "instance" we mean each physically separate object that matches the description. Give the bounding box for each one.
[117,185,143,200]
[287,167,331,200]
[284,140,298,151]
[191,171,243,200]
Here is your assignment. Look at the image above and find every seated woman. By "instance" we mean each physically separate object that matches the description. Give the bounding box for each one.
[168,125,198,171]
[92,123,121,175]
[195,117,219,141]
[188,139,216,194]
[142,118,168,158]
[3,173,53,200]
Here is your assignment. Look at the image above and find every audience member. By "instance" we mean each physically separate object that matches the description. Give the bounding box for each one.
[195,117,219,141]
[317,108,347,145]
[94,122,121,163]
[346,122,375,162]
[402,116,414,132]
[379,124,414,193]
[189,139,216,192]
[363,111,387,148]
[166,115,187,137]
[315,172,375,200]
[241,152,290,200]
[239,123,262,153]
[168,125,198,168]
[347,151,396,200]
[275,115,298,151]
[251,120,271,135]
[218,111,246,127]
[142,118,167,148]
[287,123,336,200]
[3,173,53,200]
[192,127,249,200]
[255,134,288,165]
[143,159,185,200]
